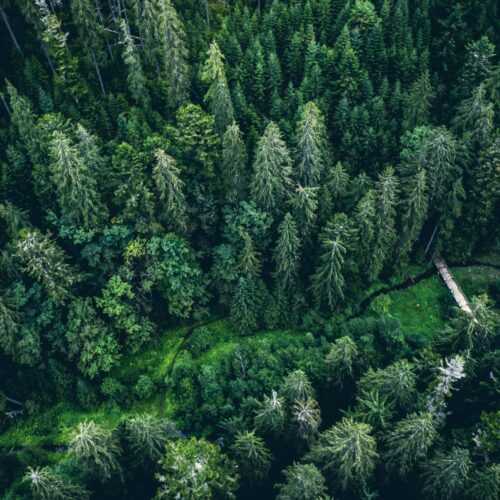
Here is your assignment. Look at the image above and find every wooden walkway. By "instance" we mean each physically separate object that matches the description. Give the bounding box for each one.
[433,256,473,315]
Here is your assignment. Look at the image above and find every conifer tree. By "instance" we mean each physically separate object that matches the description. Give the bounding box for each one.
[292,398,322,442]
[230,431,272,484]
[201,41,234,135]
[307,417,378,490]
[254,390,286,435]
[385,412,437,476]
[69,421,122,481]
[326,336,358,387]
[25,466,89,500]
[330,161,350,206]
[276,463,329,500]
[288,184,318,237]
[421,448,472,500]
[49,131,107,229]
[352,390,395,431]
[273,213,301,293]
[311,213,356,311]
[16,230,76,303]
[281,370,315,405]
[251,122,293,214]
[222,122,248,202]
[403,70,434,131]
[372,166,399,278]
[354,189,379,281]
[230,277,260,335]
[120,19,150,108]
[399,168,428,259]
[153,148,187,231]
[237,232,261,278]
[294,101,328,186]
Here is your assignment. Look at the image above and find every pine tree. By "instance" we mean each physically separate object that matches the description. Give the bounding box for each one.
[273,213,301,293]
[352,390,395,431]
[230,431,272,485]
[230,277,260,335]
[16,230,76,303]
[294,101,328,186]
[330,161,350,206]
[120,20,150,108]
[403,70,434,131]
[385,412,437,476]
[292,397,322,441]
[421,448,472,500]
[326,336,358,387]
[25,467,89,500]
[237,232,261,278]
[399,168,428,260]
[49,131,107,229]
[372,166,399,278]
[288,184,318,237]
[254,390,286,435]
[222,122,248,202]
[251,122,293,213]
[201,41,234,135]
[281,370,315,405]
[69,421,122,481]
[311,213,356,311]
[124,415,179,462]
[153,148,187,231]
[354,189,380,281]
[276,463,329,500]
[307,417,378,490]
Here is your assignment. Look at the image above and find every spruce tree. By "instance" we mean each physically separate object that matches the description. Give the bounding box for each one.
[201,41,234,135]
[326,336,358,387]
[254,390,286,435]
[120,19,150,108]
[230,431,272,485]
[237,232,261,278]
[385,412,437,476]
[294,101,328,186]
[222,122,248,202]
[273,213,301,293]
[311,213,356,311]
[49,131,107,229]
[153,148,187,231]
[251,122,293,214]
[25,467,89,500]
[276,463,328,500]
[403,70,434,131]
[230,277,260,335]
[288,184,318,237]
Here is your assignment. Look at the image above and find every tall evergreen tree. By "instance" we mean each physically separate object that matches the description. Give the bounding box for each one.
[201,41,234,135]
[273,213,301,293]
[230,277,260,335]
[230,431,272,485]
[251,122,293,214]
[403,70,434,131]
[221,122,248,202]
[294,102,328,186]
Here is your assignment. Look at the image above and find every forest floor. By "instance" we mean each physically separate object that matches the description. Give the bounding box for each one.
[1,264,499,451]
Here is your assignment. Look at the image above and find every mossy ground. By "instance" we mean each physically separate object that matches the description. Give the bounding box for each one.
[2,265,499,449]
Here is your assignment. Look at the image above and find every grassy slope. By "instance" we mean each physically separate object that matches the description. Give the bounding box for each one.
[2,265,499,448]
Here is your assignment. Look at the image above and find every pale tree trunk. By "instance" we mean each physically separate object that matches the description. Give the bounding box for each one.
[91,47,106,95]
[0,4,22,54]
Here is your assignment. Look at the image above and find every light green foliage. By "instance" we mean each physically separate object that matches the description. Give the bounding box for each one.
[288,184,318,237]
[311,213,357,311]
[124,414,179,462]
[201,41,234,135]
[281,369,315,405]
[49,131,107,228]
[156,437,238,498]
[251,122,293,213]
[273,213,301,293]
[25,466,89,500]
[357,360,416,409]
[421,448,472,500]
[326,336,358,387]
[292,397,322,441]
[255,390,286,435]
[230,430,272,484]
[153,148,187,230]
[385,412,437,476]
[222,122,248,202]
[16,230,76,303]
[66,298,120,378]
[352,390,395,430]
[276,462,329,499]
[294,101,328,186]
[69,420,122,481]
[120,20,149,107]
[237,231,261,278]
[307,417,378,490]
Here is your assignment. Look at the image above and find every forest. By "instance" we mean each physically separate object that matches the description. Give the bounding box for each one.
[0,0,499,498]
